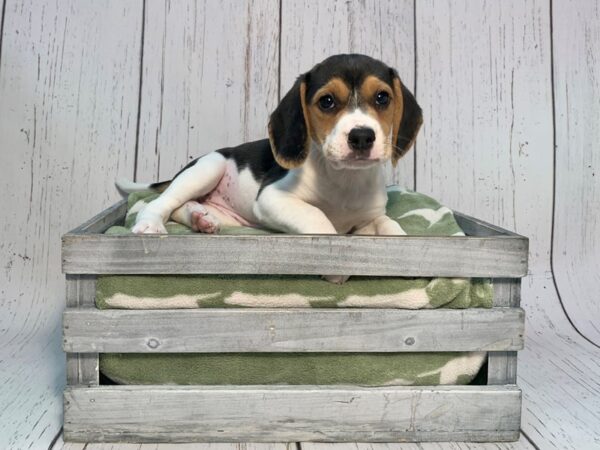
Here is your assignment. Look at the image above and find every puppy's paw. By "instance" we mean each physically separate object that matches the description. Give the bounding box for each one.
[191,208,221,234]
[322,274,350,284]
[132,219,167,234]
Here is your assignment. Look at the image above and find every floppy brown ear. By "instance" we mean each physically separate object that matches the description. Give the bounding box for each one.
[391,75,423,166]
[268,76,311,169]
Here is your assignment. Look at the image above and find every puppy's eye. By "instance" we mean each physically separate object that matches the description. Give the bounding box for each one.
[318,95,336,110]
[375,91,390,107]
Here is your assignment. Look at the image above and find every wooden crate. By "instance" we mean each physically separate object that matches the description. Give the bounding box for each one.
[61,200,528,443]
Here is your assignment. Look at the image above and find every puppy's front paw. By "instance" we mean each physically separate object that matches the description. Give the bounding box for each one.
[132,219,167,234]
[322,274,350,284]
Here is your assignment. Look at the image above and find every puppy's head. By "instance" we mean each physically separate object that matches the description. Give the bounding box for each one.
[268,54,423,170]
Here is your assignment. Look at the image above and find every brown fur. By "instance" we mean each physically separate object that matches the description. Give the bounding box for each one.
[305,75,401,163]
[306,78,351,144]
[359,75,398,160]
[391,77,405,166]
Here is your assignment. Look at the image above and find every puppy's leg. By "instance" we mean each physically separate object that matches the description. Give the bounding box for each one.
[354,215,407,236]
[170,201,221,234]
[132,153,226,234]
[254,186,346,283]
[253,186,337,234]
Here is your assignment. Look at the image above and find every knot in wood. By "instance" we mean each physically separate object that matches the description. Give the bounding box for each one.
[147,338,160,349]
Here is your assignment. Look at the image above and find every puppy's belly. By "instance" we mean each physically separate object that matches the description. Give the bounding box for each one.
[199,159,260,227]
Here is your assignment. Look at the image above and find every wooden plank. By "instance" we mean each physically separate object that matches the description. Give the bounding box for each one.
[280,0,416,187]
[85,444,142,450]
[299,434,536,449]
[68,199,127,235]
[488,351,518,385]
[136,0,279,182]
[519,274,600,449]
[50,432,86,450]
[551,0,600,346]
[62,233,528,277]
[63,307,524,353]
[55,435,538,449]
[492,278,522,308]
[415,0,553,276]
[139,444,292,450]
[65,276,98,385]
[63,385,521,443]
[0,1,142,448]
[488,279,521,384]
[454,212,524,238]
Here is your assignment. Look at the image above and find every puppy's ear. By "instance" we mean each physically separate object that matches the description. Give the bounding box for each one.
[268,76,311,169]
[391,71,423,166]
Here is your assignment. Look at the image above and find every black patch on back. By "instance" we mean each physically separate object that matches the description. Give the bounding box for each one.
[216,139,288,196]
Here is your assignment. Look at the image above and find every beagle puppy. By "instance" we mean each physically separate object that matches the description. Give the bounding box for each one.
[118,54,422,281]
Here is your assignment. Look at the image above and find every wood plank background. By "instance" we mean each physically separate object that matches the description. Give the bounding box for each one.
[1,0,598,448]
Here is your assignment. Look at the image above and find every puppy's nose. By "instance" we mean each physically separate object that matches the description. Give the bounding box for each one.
[348,127,375,153]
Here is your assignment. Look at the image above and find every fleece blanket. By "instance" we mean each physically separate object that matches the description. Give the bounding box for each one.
[99,186,491,386]
[98,187,493,310]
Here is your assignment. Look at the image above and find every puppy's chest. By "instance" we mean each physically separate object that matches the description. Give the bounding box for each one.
[304,188,387,233]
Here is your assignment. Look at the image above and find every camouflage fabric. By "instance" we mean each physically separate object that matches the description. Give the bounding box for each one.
[99,186,491,386]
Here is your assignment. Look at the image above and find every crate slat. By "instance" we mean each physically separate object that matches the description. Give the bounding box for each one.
[62,233,528,277]
[63,307,524,353]
[65,275,99,385]
[67,199,127,234]
[488,279,522,384]
[63,385,521,443]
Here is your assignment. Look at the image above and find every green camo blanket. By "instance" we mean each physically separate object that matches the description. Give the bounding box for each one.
[99,186,491,386]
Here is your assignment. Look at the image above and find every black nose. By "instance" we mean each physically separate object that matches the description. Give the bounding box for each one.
[348,127,375,153]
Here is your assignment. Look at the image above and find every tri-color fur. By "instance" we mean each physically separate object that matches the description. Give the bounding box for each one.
[117,54,423,281]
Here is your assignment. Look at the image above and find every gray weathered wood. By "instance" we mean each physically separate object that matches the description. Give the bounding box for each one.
[63,307,524,353]
[415,0,553,276]
[66,275,99,385]
[63,385,521,443]
[50,433,86,450]
[488,351,518,386]
[68,199,127,235]
[492,278,522,308]
[454,212,523,238]
[299,435,536,449]
[136,0,279,181]
[488,279,521,383]
[0,1,141,447]
[62,231,528,277]
[280,0,416,187]
[551,0,600,346]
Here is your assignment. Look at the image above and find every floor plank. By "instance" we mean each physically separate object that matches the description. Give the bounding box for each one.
[140,445,294,450]
[85,444,143,450]
[299,434,535,449]
[51,432,86,449]
[52,437,295,450]
[519,274,600,449]
[54,438,538,450]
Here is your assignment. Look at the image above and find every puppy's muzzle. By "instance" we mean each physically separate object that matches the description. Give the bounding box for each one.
[348,126,375,156]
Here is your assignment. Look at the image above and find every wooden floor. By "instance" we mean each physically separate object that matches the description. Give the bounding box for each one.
[51,435,537,449]
[50,273,600,450]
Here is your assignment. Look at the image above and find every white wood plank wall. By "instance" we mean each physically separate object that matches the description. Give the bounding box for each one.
[1,0,599,448]
[0,1,142,448]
